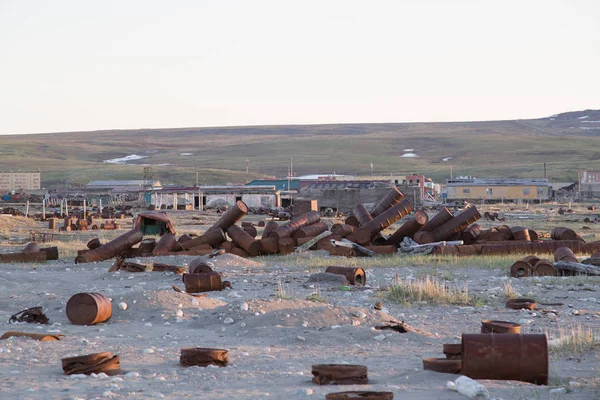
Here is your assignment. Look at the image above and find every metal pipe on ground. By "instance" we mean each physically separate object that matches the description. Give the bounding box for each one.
[386,210,428,246]
[269,210,320,240]
[207,201,248,232]
[75,229,143,264]
[369,187,404,218]
[352,199,414,245]
[227,225,262,256]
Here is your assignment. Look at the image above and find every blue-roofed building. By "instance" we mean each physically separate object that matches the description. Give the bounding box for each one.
[246,179,301,191]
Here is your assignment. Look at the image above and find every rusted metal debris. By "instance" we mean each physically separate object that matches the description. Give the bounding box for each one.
[461,334,548,385]
[422,358,461,374]
[182,272,224,293]
[481,320,521,334]
[0,331,63,341]
[180,348,229,367]
[325,266,366,285]
[506,298,537,310]
[443,343,461,359]
[75,229,143,264]
[9,307,49,324]
[554,246,578,262]
[374,320,434,337]
[110,256,185,274]
[325,392,394,400]
[62,352,121,376]
[312,364,368,385]
[66,293,112,325]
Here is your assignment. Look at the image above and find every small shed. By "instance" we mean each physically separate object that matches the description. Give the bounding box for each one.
[134,211,176,236]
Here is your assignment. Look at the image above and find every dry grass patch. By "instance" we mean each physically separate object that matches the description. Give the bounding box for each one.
[386,274,485,306]
[504,281,518,300]
[547,324,600,356]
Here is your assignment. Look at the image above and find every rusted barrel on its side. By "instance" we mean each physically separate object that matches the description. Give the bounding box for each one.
[344,215,359,228]
[551,227,578,241]
[554,246,577,262]
[461,223,481,244]
[66,293,112,325]
[533,259,557,276]
[261,221,279,238]
[325,391,394,400]
[293,221,329,239]
[423,206,481,244]
[152,233,177,256]
[386,210,429,247]
[312,364,368,385]
[418,207,454,234]
[461,334,548,385]
[75,229,143,264]
[370,187,404,219]
[182,272,222,293]
[259,237,279,254]
[325,266,366,285]
[207,200,248,232]
[278,238,296,255]
[230,247,250,258]
[227,225,261,256]
[353,199,413,245]
[481,320,521,334]
[62,352,121,376]
[40,246,59,260]
[270,211,321,239]
[331,223,355,237]
[181,229,227,250]
[178,234,192,245]
[23,242,40,254]
[510,260,533,278]
[242,225,258,238]
[522,255,540,266]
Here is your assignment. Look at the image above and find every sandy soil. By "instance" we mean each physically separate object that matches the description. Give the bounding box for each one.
[0,248,599,400]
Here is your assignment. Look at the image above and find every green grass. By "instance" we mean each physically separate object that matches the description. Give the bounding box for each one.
[3,117,600,187]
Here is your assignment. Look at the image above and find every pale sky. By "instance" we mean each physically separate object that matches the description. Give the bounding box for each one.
[1,0,598,134]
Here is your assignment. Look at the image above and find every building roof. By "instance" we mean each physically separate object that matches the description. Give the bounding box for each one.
[246,179,300,191]
[87,180,161,187]
[446,178,548,186]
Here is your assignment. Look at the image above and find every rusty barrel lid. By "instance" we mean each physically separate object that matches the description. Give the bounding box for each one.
[312,364,368,385]
[326,392,394,400]
[422,358,461,374]
[180,348,229,367]
[506,298,537,310]
[481,320,522,334]
[61,352,121,376]
[66,293,112,325]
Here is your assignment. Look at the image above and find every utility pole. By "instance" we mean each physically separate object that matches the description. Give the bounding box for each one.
[370,161,374,177]
[544,162,547,179]
[246,159,249,182]
[196,172,199,186]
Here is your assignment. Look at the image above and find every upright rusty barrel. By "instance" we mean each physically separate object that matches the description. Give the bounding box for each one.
[462,334,548,385]
[422,206,481,244]
[554,246,578,262]
[66,293,113,325]
[353,199,413,245]
[152,233,177,256]
[207,201,248,232]
[270,210,321,239]
[511,226,531,242]
[227,225,262,256]
[370,187,404,218]
[386,210,429,246]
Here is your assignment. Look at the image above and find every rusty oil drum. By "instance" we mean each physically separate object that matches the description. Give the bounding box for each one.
[461,334,548,385]
[326,392,394,400]
[182,272,222,293]
[66,293,113,325]
[325,266,366,285]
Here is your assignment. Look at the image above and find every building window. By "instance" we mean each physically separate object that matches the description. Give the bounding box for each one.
[537,188,544,195]
[416,179,420,183]
[486,188,493,195]
[463,188,470,194]
[394,180,398,184]
[409,180,413,184]
[523,188,531,195]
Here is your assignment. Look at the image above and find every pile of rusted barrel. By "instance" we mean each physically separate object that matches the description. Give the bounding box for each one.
[49,216,123,231]
[0,242,59,263]
[510,246,591,277]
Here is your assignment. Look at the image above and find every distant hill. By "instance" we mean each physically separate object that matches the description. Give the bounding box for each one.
[1,110,598,188]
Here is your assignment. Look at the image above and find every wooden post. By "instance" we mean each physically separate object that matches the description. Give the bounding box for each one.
[25,200,29,218]
[83,199,86,215]
[60,199,63,217]
[65,199,69,217]
[173,193,178,210]
[42,198,46,220]
[99,199,103,215]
